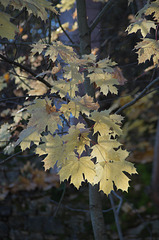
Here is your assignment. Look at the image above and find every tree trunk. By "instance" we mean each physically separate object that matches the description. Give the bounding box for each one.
[76,1,107,239]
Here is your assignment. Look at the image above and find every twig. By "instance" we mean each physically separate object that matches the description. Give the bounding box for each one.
[116,76,159,114]
[0,151,22,165]
[0,40,33,45]
[112,191,123,215]
[89,0,115,33]
[48,11,52,44]
[0,53,52,88]
[109,192,124,240]
[50,198,118,213]
[56,15,75,45]
[53,182,66,217]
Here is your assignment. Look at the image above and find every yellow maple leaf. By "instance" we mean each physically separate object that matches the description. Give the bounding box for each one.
[88,72,118,95]
[82,55,116,74]
[27,98,61,133]
[135,39,159,66]
[0,0,58,22]
[145,0,159,21]
[94,148,137,195]
[126,19,156,38]
[91,135,121,163]
[46,41,79,63]
[50,78,78,98]
[90,110,123,137]
[36,134,66,169]
[62,124,90,155]
[59,154,96,189]
[61,94,99,118]
[57,0,75,12]
[31,41,81,64]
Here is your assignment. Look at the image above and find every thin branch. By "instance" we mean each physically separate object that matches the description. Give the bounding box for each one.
[0,53,52,88]
[53,182,66,217]
[50,198,118,213]
[56,15,75,45]
[0,151,22,165]
[0,40,33,45]
[48,11,52,44]
[109,192,124,240]
[112,191,123,215]
[116,76,159,115]
[89,0,115,33]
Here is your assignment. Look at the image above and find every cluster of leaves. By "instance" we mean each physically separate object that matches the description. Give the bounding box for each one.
[127,0,159,70]
[10,42,137,195]
[6,0,159,196]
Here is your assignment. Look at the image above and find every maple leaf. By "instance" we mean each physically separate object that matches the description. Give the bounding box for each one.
[59,153,96,189]
[82,55,116,75]
[88,72,118,95]
[46,41,79,63]
[126,18,156,38]
[15,126,41,151]
[94,148,137,195]
[62,123,90,155]
[135,39,159,66]
[50,79,78,98]
[0,12,17,39]
[57,0,75,12]
[27,98,62,133]
[64,64,84,82]
[90,110,123,137]
[91,135,121,163]
[36,134,66,169]
[31,41,81,64]
[145,0,159,21]
[0,0,58,22]
[31,43,47,56]
[61,94,99,118]
[0,123,11,147]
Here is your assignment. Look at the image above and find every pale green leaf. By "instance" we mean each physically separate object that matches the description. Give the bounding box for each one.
[0,12,17,39]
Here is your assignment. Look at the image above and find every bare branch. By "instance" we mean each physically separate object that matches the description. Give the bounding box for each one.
[0,53,52,88]
[56,15,75,45]
[0,151,22,165]
[116,76,159,115]
[89,0,115,33]
[109,192,124,240]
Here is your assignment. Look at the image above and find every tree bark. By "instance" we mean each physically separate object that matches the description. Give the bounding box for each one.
[89,184,108,240]
[76,1,107,239]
